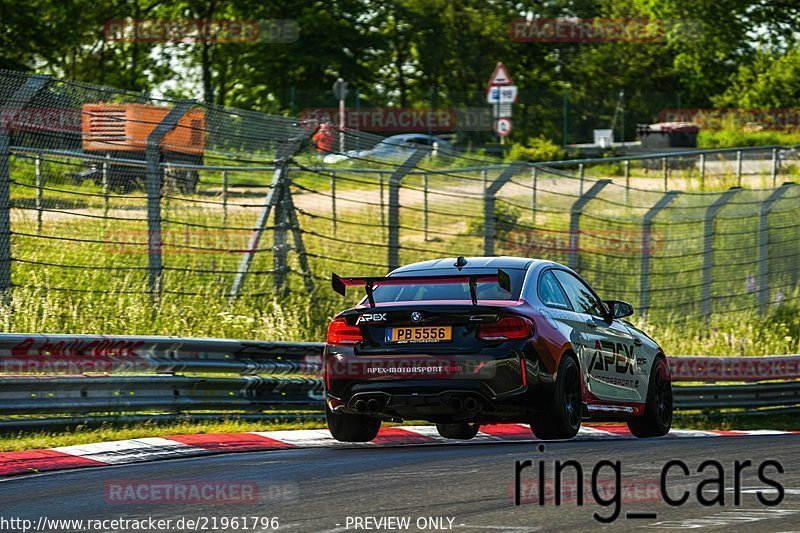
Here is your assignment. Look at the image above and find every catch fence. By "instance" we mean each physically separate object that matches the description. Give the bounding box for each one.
[1,70,799,329]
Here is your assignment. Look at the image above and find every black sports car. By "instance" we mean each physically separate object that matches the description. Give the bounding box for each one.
[324,256,672,442]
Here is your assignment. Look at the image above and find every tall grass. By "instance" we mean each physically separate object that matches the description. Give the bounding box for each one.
[5,155,800,356]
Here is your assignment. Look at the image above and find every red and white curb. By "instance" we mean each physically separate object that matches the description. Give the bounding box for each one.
[0,425,796,478]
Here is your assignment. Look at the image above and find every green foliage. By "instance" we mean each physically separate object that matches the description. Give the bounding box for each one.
[714,48,800,109]
[506,136,565,162]
[466,201,521,239]
[2,0,798,144]
[698,129,800,148]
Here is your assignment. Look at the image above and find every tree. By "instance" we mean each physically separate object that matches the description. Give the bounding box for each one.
[714,49,800,109]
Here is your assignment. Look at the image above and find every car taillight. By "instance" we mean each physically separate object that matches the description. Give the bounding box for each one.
[327,318,363,345]
[478,316,533,341]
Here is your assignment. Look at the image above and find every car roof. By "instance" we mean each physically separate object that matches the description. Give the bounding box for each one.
[391,256,541,274]
[381,134,451,143]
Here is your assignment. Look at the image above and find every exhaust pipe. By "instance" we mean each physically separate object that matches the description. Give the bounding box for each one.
[449,397,464,411]
[464,397,479,412]
[354,399,367,413]
[366,398,380,413]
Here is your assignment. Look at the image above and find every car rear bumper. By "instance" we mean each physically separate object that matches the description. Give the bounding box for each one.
[324,342,557,423]
[327,378,555,423]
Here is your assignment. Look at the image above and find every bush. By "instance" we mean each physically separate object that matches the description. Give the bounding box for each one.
[698,129,800,148]
[467,201,521,239]
[507,136,565,162]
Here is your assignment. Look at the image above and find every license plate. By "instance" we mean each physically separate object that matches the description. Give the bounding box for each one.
[385,326,452,343]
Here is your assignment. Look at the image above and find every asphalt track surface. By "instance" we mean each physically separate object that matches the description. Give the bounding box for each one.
[0,434,798,532]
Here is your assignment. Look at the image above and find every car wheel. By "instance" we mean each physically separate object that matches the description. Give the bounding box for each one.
[435,422,480,440]
[530,354,582,440]
[627,356,672,438]
[326,403,381,442]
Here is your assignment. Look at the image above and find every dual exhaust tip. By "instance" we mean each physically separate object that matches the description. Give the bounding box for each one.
[354,398,382,414]
[450,396,480,412]
[353,395,481,414]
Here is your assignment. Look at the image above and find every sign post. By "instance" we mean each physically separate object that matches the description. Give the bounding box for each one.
[486,62,516,145]
[332,78,348,153]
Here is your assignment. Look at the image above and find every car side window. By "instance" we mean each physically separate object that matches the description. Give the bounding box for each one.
[552,270,605,318]
[537,270,572,310]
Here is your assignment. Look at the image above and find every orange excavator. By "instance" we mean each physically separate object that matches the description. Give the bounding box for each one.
[80,103,205,192]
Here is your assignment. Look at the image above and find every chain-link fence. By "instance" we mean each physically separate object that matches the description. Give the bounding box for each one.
[1,70,799,334]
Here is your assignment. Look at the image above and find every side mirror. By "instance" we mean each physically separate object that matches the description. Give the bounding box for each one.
[604,300,634,319]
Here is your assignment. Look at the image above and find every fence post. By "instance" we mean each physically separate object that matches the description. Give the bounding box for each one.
[282,187,314,292]
[624,159,630,204]
[272,179,289,295]
[379,172,385,232]
[531,166,538,223]
[699,153,706,191]
[330,170,336,233]
[579,163,585,195]
[387,151,426,270]
[229,133,309,300]
[736,150,743,186]
[771,148,778,187]
[700,187,741,318]
[221,170,228,226]
[662,157,668,191]
[639,191,679,317]
[102,153,110,219]
[0,74,48,297]
[35,155,43,235]
[145,101,193,300]
[758,182,795,314]
[483,163,525,256]
[422,172,428,241]
[567,180,611,271]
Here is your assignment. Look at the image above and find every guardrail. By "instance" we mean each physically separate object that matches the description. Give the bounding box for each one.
[0,334,798,428]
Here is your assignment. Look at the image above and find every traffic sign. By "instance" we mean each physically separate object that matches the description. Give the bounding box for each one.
[494,118,512,137]
[496,103,513,118]
[487,85,518,104]
[487,62,513,87]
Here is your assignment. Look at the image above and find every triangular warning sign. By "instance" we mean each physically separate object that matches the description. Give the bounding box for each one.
[488,62,513,87]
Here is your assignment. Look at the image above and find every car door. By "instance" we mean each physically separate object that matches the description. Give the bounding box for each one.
[551,270,642,403]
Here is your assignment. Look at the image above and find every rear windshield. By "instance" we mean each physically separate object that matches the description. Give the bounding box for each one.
[370,268,526,304]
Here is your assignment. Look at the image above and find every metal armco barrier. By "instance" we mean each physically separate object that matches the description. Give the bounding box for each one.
[2,334,323,375]
[0,334,798,423]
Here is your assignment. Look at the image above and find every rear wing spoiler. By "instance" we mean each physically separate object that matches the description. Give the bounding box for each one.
[331,269,512,307]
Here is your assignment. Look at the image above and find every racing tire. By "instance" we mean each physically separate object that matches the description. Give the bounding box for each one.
[627,356,672,438]
[435,422,480,440]
[530,354,582,440]
[326,403,381,442]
